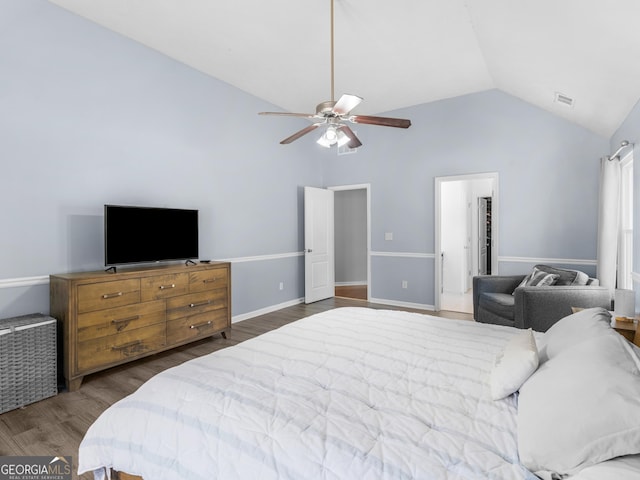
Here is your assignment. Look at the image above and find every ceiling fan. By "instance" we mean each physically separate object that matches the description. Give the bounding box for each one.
[258,0,411,149]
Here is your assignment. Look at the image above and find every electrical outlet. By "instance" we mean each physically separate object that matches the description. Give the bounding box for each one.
[385,232,393,241]
[402,280,408,289]
[279,282,284,291]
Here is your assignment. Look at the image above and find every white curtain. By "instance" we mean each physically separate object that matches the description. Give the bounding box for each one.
[596,156,621,292]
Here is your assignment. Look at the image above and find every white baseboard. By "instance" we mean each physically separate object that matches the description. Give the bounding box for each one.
[369,297,435,312]
[335,282,367,287]
[231,298,305,323]
[371,251,434,259]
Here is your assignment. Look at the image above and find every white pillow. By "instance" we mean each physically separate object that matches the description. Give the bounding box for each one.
[517,331,640,477]
[489,328,539,400]
[537,307,612,362]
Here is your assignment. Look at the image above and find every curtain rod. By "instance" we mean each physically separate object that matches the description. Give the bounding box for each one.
[608,140,633,160]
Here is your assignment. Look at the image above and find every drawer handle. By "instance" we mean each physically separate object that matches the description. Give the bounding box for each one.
[189,300,211,308]
[203,279,217,283]
[102,292,123,299]
[159,284,176,290]
[190,321,212,329]
[111,315,139,331]
[112,340,142,351]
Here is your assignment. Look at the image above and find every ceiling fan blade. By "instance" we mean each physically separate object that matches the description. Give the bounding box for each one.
[350,115,411,129]
[338,125,362,149]
[332,94,363,115]
[259,111,316,119]
[280,124,321,144]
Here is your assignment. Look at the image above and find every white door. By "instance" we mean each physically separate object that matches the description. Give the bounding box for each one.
[304,187,335,303]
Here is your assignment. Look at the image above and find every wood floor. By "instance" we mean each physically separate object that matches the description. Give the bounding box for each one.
[334,284,368,300]
[0,297,471,479]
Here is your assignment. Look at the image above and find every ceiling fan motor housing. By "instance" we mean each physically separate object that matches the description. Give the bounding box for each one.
[316,101,338,115]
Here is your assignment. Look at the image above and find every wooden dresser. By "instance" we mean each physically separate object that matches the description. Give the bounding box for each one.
[50,262,230,391]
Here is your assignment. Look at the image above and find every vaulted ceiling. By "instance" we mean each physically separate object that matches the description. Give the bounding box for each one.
[48,0,640,138]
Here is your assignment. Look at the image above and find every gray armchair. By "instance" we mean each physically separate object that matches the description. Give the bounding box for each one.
[473,267,612,332]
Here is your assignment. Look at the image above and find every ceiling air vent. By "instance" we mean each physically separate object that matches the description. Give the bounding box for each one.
[554,92,574,108]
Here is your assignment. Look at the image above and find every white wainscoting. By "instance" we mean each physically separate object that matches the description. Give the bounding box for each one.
[0,253,306,324]
[0,276,49,289]
[3,255,637,325]
[1,253,599,291]
[371,252,598,266]
[498,256,597,266]
[0,253,305,291]
[216,252,303,263]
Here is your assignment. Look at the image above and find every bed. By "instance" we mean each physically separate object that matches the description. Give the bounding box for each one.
[78,307,640,480]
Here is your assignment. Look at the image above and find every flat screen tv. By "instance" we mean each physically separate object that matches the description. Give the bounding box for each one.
[104,205,199,266]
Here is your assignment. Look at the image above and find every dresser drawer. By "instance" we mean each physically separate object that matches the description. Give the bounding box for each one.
[77,323,166,372]
[77,279,141,313]
[167,309,229,345]
[51,261,231,391]
[141,273,189,302]
[77,300,166,342]
[189,267,228,293]
[166,289,227,321]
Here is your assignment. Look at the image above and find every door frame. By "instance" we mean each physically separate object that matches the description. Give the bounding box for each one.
[328,184,371,301]
[434,172,499,311]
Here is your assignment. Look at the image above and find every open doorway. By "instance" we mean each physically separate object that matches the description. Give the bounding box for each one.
[330,185,370,301]
[435,173,498,313]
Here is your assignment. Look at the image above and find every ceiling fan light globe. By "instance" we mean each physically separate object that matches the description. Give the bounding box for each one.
[316,133,334,148]
[317,125,339,147]
[336,130,350,147]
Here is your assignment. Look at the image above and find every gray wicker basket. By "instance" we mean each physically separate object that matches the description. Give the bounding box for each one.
[0,313,57,414]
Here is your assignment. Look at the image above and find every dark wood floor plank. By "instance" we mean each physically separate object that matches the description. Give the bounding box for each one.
[335,284,368,300]
[0,298,470,478]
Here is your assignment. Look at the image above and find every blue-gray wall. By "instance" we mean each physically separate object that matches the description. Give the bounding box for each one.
[0,0,323,319]
[322,91,609,308]
[1,0,628,320]
[335,189,367,285]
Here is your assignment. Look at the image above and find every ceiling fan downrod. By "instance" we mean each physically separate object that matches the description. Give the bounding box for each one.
[330,0,335,104]
[257,0,411,149]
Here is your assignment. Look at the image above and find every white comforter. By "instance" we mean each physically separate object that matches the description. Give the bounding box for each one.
[79,307,539,480]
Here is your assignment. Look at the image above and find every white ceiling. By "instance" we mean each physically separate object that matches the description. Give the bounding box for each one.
[47,0,640,138]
